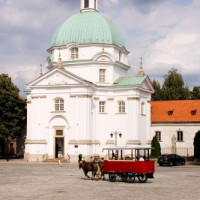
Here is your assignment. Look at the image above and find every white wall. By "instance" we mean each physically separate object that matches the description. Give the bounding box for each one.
[25,79,152,161]
[151,123,200,156]
[48,45,130,85]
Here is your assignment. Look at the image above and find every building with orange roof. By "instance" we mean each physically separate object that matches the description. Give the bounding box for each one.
[151,100,200,156]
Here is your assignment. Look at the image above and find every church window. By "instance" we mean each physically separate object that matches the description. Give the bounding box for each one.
[70,47,78,59]
[55,98,64,111]
[177,131,183,142]
[56,130,63,136]
[118,101,125,113]
[99,101,105,113]
[155,131,161,141]
[99,69,106,83]
[119,51,122,61]
[94,0,96,9]
[141,102,146,115]
[84,0,89,8]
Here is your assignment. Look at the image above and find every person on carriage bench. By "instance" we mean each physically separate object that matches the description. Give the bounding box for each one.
[90,156,94,162]
[112,153,116,160]
[139,156,144,161]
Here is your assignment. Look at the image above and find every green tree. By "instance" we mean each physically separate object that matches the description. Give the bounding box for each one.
[0,74,26,155]
[162,68,190,100]
[191,87,200,100]
[194,131,200,159]
[151,135,161,157]
[151,80,163,101]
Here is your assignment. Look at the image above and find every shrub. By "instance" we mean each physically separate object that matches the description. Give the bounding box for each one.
[151,136,161,158]
[194,130,200,159]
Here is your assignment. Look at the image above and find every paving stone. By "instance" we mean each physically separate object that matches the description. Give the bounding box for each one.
[0,160,199,200]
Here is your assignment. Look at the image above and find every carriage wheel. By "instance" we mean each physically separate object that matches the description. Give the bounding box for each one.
[121,174,127,182]
[126,173,135,183]
[109,173,116,182]
[138,174,147,183]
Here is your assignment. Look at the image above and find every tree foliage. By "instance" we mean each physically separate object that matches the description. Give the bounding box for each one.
[162,69,190,100]
[151,135,161,157]
[191,87,200,100]
[0,74,26,140]
[151,80,162,101]
[194,131,200,159]
[152,68,190,101]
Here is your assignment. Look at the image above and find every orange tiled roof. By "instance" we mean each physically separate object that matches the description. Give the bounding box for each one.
[151,100,200,123]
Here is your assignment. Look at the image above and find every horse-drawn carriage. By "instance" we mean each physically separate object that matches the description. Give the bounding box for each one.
[78,147,155,183]
[102,147,155,183]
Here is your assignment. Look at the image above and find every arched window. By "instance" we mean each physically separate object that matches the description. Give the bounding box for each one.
[177,131,183,142]
[55,98,64,111]
[99,69,106,83]
[119,51,122,61]
[118,101,125,113]
[155,131,161,141]
[141,102,146,115]
[70,47,78,59]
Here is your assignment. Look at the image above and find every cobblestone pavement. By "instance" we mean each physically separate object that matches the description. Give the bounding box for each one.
[0,160,199,200]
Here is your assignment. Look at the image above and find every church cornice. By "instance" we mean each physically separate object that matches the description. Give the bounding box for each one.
[49,59,130,72]
[115,61,130,70]
[51,59,129,67]
[68,140,100,145]
[70,94,93,98]
[25,140,47,144]
[47,43,129,54]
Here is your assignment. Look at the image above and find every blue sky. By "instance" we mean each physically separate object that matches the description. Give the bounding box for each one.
[0,0,199,96]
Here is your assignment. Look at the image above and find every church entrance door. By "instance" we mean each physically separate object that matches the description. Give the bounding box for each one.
[55,138,64,158]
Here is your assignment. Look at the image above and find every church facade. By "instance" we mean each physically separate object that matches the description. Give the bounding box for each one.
[24,0,154,162]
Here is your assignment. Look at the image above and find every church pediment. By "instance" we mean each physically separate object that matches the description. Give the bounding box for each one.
[28,68,91,87]
[93,52,115,62]
[96,55,112,62]
[47,72,70,85]
[140,77,154,93]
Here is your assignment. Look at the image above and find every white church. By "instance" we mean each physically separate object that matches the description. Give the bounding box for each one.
[24,0,154,162]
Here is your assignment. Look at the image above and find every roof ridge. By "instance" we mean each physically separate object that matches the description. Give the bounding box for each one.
[152,99,200,103]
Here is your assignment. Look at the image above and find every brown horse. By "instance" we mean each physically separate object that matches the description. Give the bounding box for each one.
[78,155,104,179]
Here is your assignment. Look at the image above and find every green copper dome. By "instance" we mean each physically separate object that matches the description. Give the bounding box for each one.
[51,10,125,48]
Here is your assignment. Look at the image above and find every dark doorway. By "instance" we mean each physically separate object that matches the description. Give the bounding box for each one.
[55,138,64,158]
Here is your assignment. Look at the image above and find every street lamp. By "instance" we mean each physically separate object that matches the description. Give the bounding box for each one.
[110,131,122,147]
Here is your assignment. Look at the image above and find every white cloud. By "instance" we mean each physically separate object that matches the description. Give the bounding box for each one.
[0,0,200,96]
[102,0,200,86]
[141,0,200,80]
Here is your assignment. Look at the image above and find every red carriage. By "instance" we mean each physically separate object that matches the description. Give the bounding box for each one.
[102,147,155,183]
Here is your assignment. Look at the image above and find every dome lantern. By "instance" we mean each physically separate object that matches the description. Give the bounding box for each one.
[80,0,98,11]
